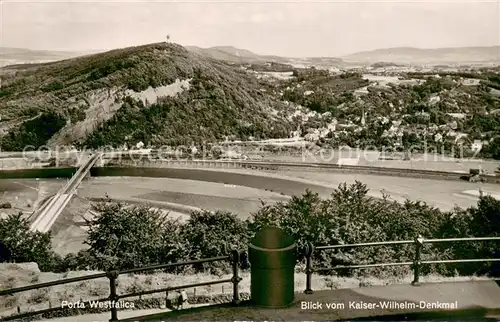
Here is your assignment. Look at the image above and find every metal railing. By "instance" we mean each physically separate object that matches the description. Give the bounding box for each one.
[2,236,499,320]
[0,250,243,322]
[303,236,500,294]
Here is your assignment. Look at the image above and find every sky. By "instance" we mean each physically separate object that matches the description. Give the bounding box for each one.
[0,0,499,57]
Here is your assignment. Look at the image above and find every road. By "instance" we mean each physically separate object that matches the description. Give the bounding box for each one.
[29,154,101,233]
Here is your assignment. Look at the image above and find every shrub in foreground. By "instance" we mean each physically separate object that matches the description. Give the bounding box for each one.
[179,210,250,274]
[0,213,58,271]
[79,199,184,271]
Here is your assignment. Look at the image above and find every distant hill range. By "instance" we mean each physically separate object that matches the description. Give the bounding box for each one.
[0,47,92,67]
[1,45,344,69]
[2,44,498,69]
[186,45,343,68]
[342,46,500,64]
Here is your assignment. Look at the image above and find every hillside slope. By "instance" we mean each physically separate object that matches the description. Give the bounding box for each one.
[0,42,294,150]
[343,46,500,64]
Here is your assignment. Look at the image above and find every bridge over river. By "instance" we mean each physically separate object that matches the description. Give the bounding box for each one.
[28,153,101,233]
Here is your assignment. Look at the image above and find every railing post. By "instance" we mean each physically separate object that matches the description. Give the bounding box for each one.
[304,241,314,294]
[106,270,119,322]
[412,235,424,286]
[230,249,242,305]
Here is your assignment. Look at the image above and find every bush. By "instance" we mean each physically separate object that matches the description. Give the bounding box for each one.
[83,200,184,271]
[483,137,500,160]
[0,213,59,271]
[179,210,249,274]
[436,196,500,276]
[248,183,402,277]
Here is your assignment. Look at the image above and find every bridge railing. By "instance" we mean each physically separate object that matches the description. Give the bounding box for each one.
[303,236,500,294]
[0,250,243,322]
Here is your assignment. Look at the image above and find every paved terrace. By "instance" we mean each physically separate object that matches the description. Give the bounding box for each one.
[111,280,500,322]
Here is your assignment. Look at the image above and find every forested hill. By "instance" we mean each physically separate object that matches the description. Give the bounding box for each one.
[0,42,294,150]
